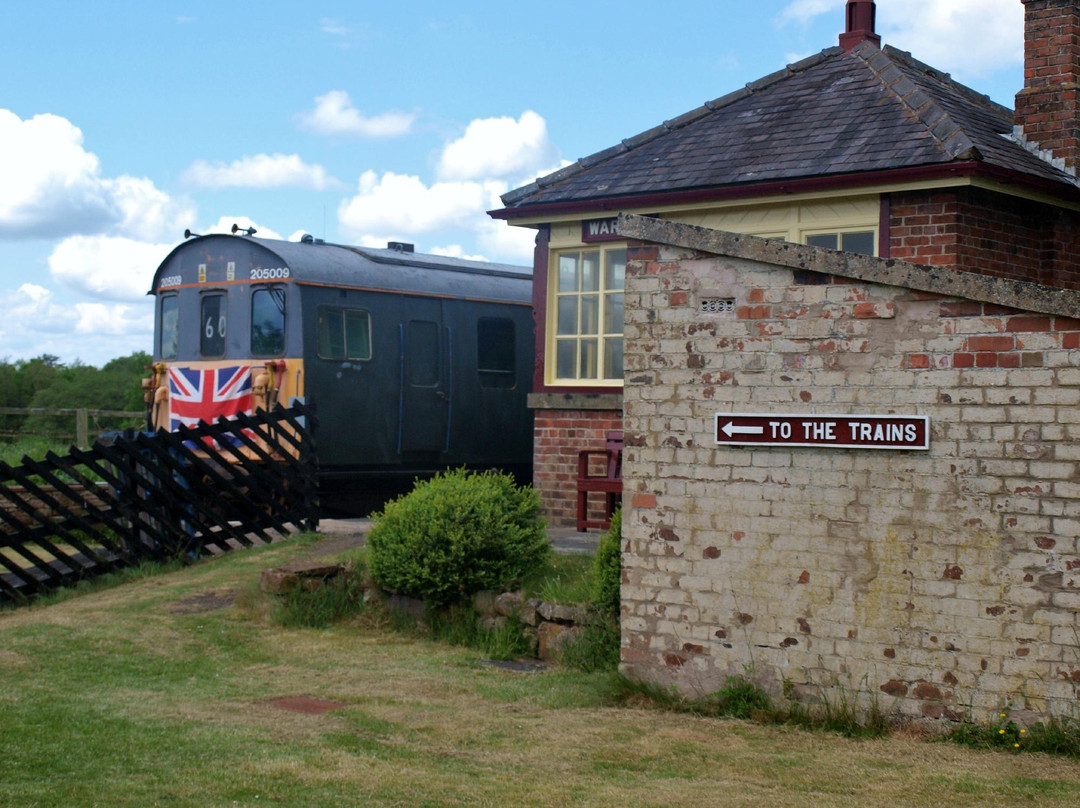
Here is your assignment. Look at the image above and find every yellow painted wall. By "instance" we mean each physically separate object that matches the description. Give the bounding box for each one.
[548,195,880,252]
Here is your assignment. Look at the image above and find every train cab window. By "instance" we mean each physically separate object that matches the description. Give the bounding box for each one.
[477,317,516,389]
[317,307,371,361]
[251,287,286,357]
[160,295,178,359]
[200,293,227,357]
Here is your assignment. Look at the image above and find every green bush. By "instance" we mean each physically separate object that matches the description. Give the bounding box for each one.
[590,508,622,619]
[367,468,550,607]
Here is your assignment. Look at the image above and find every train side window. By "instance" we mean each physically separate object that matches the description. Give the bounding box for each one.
[251,286,286,357]
[317,307,371,360]
[477,317,516,389]
[200,293,226,357]
[160,295,179,359]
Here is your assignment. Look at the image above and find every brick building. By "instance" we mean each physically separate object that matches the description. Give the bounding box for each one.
[490,0,1080,526]
[615,212,1080,722]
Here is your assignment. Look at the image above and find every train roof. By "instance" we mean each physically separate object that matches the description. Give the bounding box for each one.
[149,233,532,301]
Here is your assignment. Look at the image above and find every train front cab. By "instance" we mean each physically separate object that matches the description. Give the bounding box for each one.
[146,246,303,461]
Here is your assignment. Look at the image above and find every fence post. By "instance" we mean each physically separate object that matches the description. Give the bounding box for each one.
[76,408,89,449]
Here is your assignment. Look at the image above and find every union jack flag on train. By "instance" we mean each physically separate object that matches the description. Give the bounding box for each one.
[168,365,254,445]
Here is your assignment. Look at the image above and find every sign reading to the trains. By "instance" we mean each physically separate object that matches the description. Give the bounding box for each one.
[714,413,930,450]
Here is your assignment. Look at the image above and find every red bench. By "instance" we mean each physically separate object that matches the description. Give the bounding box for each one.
[575,430,623,532]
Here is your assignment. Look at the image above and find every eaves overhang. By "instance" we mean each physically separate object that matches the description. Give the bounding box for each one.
[489,161,1080,222]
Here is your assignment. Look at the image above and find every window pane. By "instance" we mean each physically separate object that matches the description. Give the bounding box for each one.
[200,294,226,357]
[558,254,578,292]
[317,309,344,359]
[478,317,515,388]
[556,340,576,378]
[581,252,600,292]
[604,293,624,335]
[605,249,626,290]
[557,297,578,335]
[604,337,624,380]
[579,339,598,379]
[345,311,371,360]
[160,296,178,359]
[580,295,599,335]
[251,287,286,357]
[842,231,875,255]
[805,234,838,250]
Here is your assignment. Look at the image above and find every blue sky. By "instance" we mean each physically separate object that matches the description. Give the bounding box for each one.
[0,0,1026,366]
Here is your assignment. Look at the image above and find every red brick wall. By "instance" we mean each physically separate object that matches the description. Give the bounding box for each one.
[534,409,623,528]
[1016,0,1080,174]
[888,188,1080,289]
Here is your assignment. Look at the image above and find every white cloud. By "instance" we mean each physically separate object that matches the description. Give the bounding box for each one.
[337,112,562,264]
[298,91,416,138]
[877,0,1022,79]
[0,111,114,238]
[473,218,537,264]
[437,111,560,182]
[1,284,70,335]
[0,283,152,365]
[777,0,838,25]
[73,301,153,336]
[777,0,1022,80]
[429,245,489,262]
[338,170,495,236]
[0,109,192,241]
[43,214,282,306]
[182,153,337,190]
[47,235,173,301]
[102,175,195,241]
[321,17,348,35]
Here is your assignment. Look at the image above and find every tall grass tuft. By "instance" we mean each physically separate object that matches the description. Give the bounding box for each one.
[947,712,1080,758]
[610,674,891,738]
[271,570,368,628]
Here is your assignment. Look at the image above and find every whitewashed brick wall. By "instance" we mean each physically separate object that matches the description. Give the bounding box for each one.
[619,220,1080,722]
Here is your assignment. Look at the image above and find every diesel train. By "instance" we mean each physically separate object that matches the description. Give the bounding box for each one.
[143,229,534,511]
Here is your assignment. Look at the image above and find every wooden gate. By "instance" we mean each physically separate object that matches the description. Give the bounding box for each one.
[0,402,318,603]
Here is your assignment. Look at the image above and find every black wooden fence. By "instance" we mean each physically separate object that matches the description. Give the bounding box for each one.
[0,402,318,603]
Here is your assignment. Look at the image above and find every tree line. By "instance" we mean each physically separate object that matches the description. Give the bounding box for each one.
[0,352,150,442]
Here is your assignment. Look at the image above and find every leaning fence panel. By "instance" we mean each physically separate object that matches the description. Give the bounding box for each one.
[0,402,318,603]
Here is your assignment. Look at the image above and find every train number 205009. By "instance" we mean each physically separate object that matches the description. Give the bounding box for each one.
[250,267,291,280]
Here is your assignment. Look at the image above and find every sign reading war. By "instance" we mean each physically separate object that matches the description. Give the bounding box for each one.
[714,413,930,450]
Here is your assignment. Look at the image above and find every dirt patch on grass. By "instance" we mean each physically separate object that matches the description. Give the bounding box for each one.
[262,695,346,715]
[167,589,238,614]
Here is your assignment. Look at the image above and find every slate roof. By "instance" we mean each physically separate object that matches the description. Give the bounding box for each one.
[497,42,1079,214]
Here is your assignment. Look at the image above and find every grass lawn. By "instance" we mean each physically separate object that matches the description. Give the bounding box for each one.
[2,534,1080,807]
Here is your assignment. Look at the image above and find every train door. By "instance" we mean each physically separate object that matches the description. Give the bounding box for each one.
[399,301,449,455]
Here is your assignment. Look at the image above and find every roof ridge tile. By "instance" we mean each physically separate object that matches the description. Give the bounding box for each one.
[1010,125,1080,180]
[854,44,978,161]
[534,162,586,189]
[882,44,1012,119]
[704,87,751,111]
[578,143,629,168]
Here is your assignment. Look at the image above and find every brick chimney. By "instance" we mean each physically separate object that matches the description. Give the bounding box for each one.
[1015,0,1080,175]
[839,0,881,52]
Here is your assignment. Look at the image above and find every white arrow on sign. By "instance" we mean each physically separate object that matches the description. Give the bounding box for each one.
[721,421,764,438]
